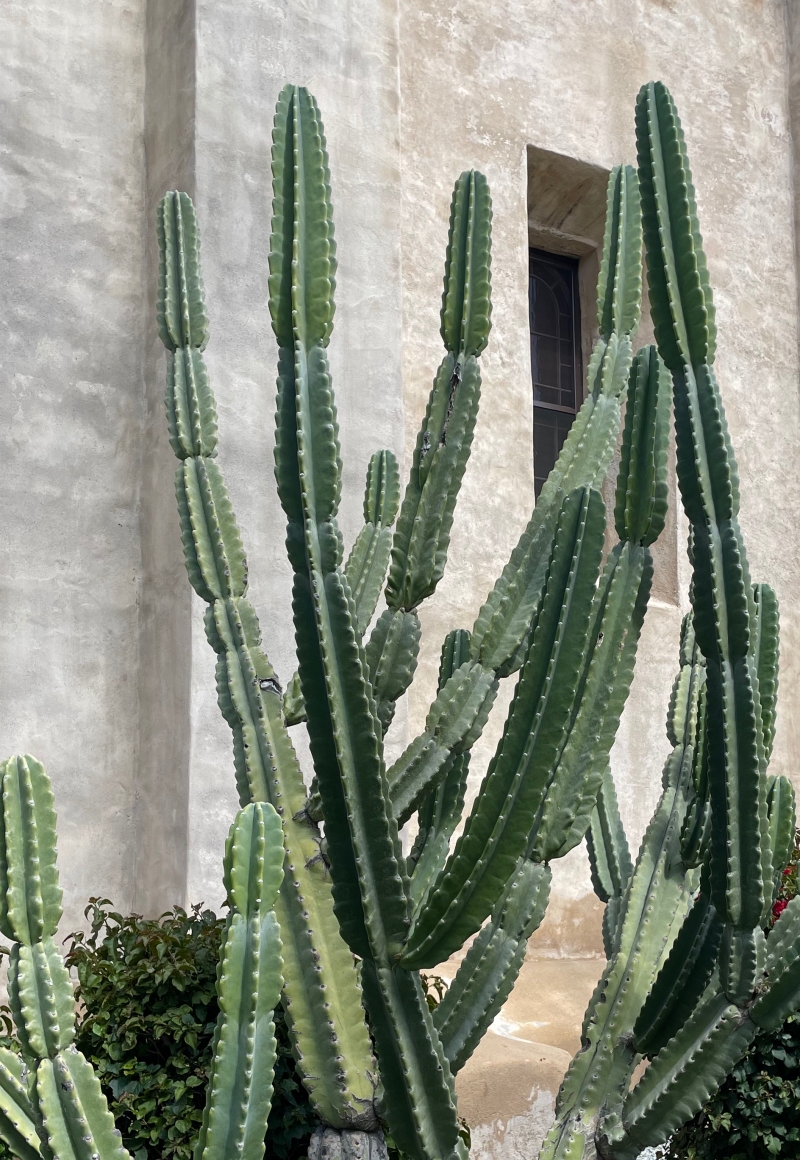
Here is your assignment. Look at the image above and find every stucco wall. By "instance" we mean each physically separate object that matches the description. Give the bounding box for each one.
[0,0,146,933]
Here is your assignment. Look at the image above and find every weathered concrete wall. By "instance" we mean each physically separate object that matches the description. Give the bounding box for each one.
[0,0,146,933]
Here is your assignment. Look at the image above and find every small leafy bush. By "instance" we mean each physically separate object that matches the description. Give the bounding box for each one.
[668,831,800,1159]
[0,900,316,1160]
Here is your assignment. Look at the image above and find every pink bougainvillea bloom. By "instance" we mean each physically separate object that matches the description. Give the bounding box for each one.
[773,899,788,919]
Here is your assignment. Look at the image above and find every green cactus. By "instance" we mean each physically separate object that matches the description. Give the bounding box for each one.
[149,74,800,1160]
[158,188,378,1132]
[195,802,284,1160]
[539,80,800,1160]
[0,756,130,1160]
[154,75,668,1158]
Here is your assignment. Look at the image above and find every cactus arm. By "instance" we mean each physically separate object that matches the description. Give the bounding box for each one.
[539,639,703,1160]
[0,756,130,1160]
[529,542,652,864]
[284,450,400,725]
[401,487,606,970]
[387,661,497,826]
[766,775,796,899]
[610,981,755,1160]
[631,885,723,1059]
[36,1050,130,1160]
[195,804,284,1160]
[470,165,642,678]
[637,81,771,1003]
[271,85,462,1160]
[613,346,670,548]
[158,191,377,1128]
[750,896,800,1029]
[365,610,422,733]
[0,1047,41,1160]
[433,860,551,1072]
[753,583,779,763]
[386,171,491,613]
[586,768,633,958]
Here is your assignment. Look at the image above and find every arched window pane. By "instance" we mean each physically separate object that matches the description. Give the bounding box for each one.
[529,250,582,497]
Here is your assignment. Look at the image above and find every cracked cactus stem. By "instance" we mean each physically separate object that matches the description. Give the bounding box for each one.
[195,802,284,1160]
[157,189,377,1129]
[0,755,130,1160]
[270,84,463,1160]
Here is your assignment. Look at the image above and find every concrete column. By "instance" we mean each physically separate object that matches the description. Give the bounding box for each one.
[134,0,197,914]
[0,1,146,932]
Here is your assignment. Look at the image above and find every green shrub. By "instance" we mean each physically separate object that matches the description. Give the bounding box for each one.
[668,832,800,1159]
[0,900,316,1160]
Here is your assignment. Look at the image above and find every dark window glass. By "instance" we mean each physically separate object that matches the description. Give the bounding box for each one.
[529,250,582,497]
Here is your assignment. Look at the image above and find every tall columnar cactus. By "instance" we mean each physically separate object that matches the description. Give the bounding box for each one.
[156,83,673,1160]
[195,802,284,1160]
[157,188,378,1131]
[541,81,800,1160]
[0,759,287,1160]
[152,77,800,1160]
[0,757,130,1160]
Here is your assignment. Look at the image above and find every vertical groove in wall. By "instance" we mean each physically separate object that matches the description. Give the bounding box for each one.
[135,0,197,913]
[787,0,800,383]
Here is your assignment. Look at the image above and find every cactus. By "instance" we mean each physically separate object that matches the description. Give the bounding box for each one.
[539,81,800,1160]
[150,75,800,1160]
[153,76,677,1160]
[0,756,130,1160]
[0,757,287,1160]
[195,802,284,1160]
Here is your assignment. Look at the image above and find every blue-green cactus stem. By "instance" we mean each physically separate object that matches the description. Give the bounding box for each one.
[766,775,796,901]
[386,171,491,613]
[614,346,670,547]
[612,980,756,1160]
[0,1046,42,1160]
[365,609,421,733]
[586,769,633,959]
[632,883,723,1059]
[408,631,474,919]
[270,83,463,1160]
[284,449,400,726]
[432,859,551,1072]
[388,660,497,827]
[753,583,779,763]
[470,164,641,678]
[401,487,606,970]
[195,803,284,1160]
[35,1049,131,1160]
[158,188,377,1129]
[751,895,800,1030]
[0,757,131,1160]
[540,641,704,1160]
[637,80,772,1002]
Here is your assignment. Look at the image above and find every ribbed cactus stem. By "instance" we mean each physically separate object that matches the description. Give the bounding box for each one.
[0,756,130,1160]
[157,189,378,1129]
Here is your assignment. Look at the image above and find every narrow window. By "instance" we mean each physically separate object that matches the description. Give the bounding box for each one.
[529,249,582,497]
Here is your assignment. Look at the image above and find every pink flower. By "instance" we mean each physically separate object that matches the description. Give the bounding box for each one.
[773,899,789,920]
[784,866,793,876]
